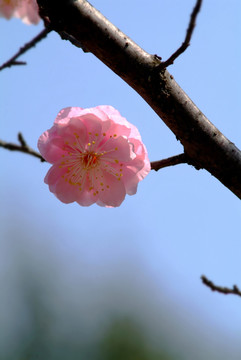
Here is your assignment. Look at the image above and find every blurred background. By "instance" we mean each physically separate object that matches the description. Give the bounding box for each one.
[0,0,241,359]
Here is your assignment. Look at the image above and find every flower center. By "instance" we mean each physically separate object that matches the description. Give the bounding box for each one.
[59,131,123,192]
[82,152,99,170]
[59,146,104,189]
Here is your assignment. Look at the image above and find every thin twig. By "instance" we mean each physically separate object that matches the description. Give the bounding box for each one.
[18,132,27,147]
[0,27,51,72]
[201,275,241,297]
[151,153,189,171]
[0,133,45,162]
[159,0,202,68]
[12,60,27,66]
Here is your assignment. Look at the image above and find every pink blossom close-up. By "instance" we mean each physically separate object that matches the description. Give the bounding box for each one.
[0,0,40,24]
[38,106,151,207]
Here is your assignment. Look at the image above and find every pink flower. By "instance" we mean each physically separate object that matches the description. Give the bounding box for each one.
[0,0,18,19]
[0,0,40,24]
[38,106,150,207]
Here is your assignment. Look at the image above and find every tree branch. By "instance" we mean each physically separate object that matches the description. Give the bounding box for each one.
[201,275,241,297]
[1,134,188,173]
[151,153,189,171]
[160,0,202,68]
[36,0,241,199]
[0,27,51,72]
[0,133,45,162]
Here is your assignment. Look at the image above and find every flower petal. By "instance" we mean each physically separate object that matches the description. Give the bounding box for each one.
[97,171,126,207]
[124,138,150,179]
[55,107,83,124]
[54,178,81,204]
[38,129,65,163]
[14,0,40,24]
[101,136,133,163]
[76,189,97,207]
[120,167,139,195]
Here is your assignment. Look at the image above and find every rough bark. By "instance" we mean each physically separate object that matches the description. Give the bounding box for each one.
[37,0,241,199]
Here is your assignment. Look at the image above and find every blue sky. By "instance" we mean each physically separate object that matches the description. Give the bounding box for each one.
[0,1,241,358]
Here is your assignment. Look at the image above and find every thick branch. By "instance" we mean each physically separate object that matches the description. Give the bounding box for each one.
[201,275,241,297]
[37,0,241,199]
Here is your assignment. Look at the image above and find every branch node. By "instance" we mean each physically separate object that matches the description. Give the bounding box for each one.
[59,31,90,52]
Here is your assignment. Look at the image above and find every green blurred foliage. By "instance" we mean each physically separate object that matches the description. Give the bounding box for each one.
[99,318,173,360]
[17,316,175,360]
[11,291,175,360]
